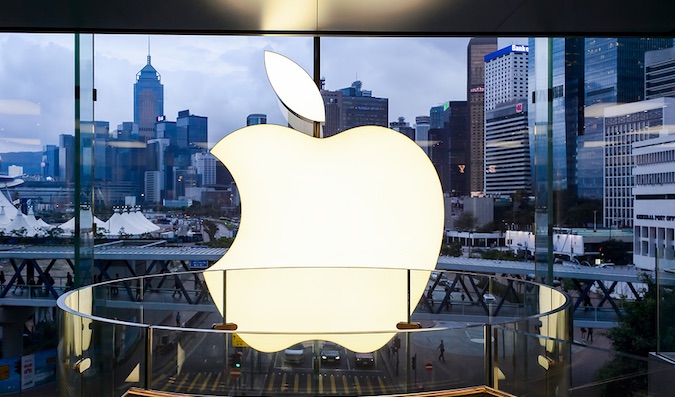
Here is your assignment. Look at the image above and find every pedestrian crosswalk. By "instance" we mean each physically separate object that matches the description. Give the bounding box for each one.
[156,370,395,395]
[160,371,229,394]
[265,371,393,395]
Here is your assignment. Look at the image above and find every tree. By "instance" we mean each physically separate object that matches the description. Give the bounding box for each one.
[595,274,675,395]
[599,239,631,265]
[206,237,235,248]
[202,219,218,242]
[454,212,477,232]
[440,242,462,257]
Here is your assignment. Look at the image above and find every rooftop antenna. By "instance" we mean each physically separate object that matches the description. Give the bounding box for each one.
[147,36,151,64]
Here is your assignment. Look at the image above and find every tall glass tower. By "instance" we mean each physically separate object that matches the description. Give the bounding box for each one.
[578,38,673,199]
[528,38,584,209]
[134,53,164,141]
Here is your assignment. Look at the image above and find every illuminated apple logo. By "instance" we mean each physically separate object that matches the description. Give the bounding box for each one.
[205,51,444,353]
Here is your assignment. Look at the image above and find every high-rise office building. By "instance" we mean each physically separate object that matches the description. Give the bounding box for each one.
[193,152,217,186]
[414,115,431,155]
[579,38,673,199]
[429,105,445,129]
[321,80,388,137]
[484,101,531,196]
[528,38,584,207]
[108,122,145,198]
[134,53,164,141]
[177,109,208,153]
[144,171,162,204]
[429,101,469,196]
[84,120,111,182]
[645,46,675,100]
[389,116,415,140]
[484,44,529,112]
[145,138,170,202]
[603,98,675,229]
[632,133,675,271]
[246,113,267,126]
[484,45,531,196]
[58,134,75,182]
[447,101,470,197]
[467,37,497,195]
[41,144,59,180]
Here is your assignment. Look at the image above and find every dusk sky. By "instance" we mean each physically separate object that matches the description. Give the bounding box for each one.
[0,34,526,153]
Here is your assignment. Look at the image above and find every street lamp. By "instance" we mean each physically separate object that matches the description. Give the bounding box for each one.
[593,210,597,232]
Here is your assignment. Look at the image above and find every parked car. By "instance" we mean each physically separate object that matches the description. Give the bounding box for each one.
[355,352,374,367]
[320,342,341,364]
[284,343,305,364]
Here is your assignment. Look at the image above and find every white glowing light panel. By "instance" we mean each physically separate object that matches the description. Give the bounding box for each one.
[205,51,444,353]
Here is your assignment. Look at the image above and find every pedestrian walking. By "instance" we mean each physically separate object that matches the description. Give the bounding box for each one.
[437,339,445,362]
[0,270,5,286]
[175,312,182,327]
[588,327,594,342]
[580,327,587,340]
[444,286,452,310]
[28,277,36,297]
[172,278,182,298]
[13,276,24,295]
[461,293,466,302]
[111,273,119,296]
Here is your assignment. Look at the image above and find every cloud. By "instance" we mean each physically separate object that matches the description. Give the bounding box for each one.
[0,34,74,151]
[0,34,530,154]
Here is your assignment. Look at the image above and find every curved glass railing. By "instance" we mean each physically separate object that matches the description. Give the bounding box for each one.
[57,268,571,396]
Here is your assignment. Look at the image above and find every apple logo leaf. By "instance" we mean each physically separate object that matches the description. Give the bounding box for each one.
[264,51,325,125]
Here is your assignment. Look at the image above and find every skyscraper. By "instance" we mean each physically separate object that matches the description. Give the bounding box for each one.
[42,144,59,181]
[484,44,530,112]
[579,38,673,199]
[484,45,531,196]
[645,46,675,100]
[466,37,497,195]
[484,101,531,196]
[447,101,470,197]
[177,109,208,154]
[389,116,415,140]
[321,80,388,137]
[414,115,431,155]
[193,152,218,186]
[429,105,445,129]
[134,53,164,141]
[603,98,675,229]
[58,134,75,182]
[429,101,469,196]
[528,38,584,207]
[246,113,267,126]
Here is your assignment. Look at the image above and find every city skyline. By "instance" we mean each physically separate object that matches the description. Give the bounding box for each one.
[0,34,525,154]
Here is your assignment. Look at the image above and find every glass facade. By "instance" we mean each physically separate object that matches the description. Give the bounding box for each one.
[58,269,571,396]
[0,23,674,397]
[579,38,674,200]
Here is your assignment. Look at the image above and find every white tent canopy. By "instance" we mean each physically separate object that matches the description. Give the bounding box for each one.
[2,212,42,237]
[99,207,159,237]
[58,208,107,235]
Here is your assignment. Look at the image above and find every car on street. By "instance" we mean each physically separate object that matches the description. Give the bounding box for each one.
[355,352,374,367]
[284,343,305,364]
[483,293,497,303]
[320,342,341,364]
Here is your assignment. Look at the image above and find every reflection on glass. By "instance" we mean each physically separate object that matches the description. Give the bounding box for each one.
[57,270,569,396]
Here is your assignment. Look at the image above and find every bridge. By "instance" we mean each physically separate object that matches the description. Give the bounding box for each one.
[0,242,657,328]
